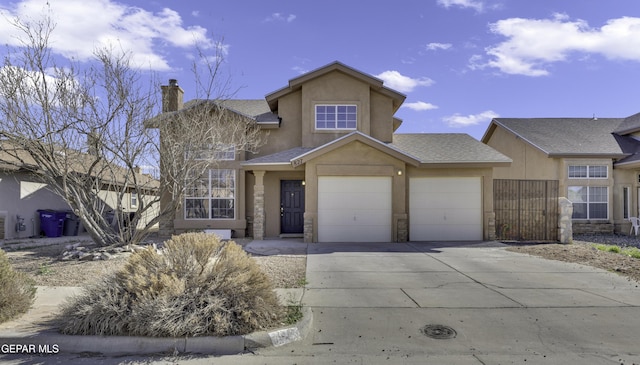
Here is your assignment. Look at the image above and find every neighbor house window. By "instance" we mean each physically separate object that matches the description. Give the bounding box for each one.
[185,169,235,219]
[186,144,235,161]
[130,190,138,209]
[568,186,608,219]
[315,105,357,130]
[623,187,631,219]
[568,165,607,179]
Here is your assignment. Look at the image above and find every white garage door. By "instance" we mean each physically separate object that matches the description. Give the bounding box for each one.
[318,176,392,242]
[410,177,482,241]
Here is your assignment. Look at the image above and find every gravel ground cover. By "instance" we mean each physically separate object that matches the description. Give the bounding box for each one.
[3,238,307,288]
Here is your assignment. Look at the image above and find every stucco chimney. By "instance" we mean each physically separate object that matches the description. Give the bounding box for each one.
[161,79,184,113]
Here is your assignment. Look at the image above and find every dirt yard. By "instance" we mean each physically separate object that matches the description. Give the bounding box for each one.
[4,240,307,288]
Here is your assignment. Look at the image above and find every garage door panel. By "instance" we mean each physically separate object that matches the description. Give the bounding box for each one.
[319,193,391,211]
[410,177,482,241]
[318,176,392,242]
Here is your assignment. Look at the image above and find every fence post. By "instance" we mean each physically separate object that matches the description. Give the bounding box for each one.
[558,197,573,244]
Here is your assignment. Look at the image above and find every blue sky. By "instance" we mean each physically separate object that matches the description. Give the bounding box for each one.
[2,0,640,139]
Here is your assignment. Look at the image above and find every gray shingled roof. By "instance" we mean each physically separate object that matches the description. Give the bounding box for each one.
[391,134,511,164]
[181,99,279,123]
[614,112,640,135]
[491,118,628,156]
[244,147,315,165]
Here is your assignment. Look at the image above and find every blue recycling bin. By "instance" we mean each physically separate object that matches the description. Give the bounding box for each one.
[37,210,66,237]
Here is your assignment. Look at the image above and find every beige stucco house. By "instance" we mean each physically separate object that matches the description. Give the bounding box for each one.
[156,62,512,242]
[482,114,640,236]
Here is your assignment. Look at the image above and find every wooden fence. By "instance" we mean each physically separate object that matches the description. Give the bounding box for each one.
[494,179,559,241]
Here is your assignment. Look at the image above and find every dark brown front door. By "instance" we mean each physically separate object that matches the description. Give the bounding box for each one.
[281,180,305,234]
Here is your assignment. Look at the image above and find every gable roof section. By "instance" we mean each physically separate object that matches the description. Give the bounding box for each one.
[614,112,640,135]
[265,61,406,112]
[483,118,628,157]
[392,134,512,167]
[243,131,421,168]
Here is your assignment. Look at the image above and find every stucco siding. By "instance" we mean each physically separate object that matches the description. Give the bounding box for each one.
[0,171,70,239]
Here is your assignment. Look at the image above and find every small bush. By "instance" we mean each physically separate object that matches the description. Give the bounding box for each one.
[58,232,284,337]
[0,249,36,323]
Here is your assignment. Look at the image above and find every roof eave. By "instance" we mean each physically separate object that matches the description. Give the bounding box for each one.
[418,161,512,168]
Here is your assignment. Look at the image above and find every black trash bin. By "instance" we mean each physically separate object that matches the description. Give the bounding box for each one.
[63,211,80,236]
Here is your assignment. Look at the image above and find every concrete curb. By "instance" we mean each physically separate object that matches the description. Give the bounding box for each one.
[0,307,312,356]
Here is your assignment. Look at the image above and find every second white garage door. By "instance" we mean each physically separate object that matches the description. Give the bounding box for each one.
[410,177,482,241]
[318,176,392,242]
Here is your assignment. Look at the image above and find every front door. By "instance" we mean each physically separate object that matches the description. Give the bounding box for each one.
[281,180,305,234]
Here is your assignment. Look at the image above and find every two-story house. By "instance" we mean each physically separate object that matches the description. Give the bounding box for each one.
[483,115,640,236]
[154,62,511,243]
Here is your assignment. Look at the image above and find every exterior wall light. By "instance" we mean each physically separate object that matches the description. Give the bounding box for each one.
[397,170,403,176]
[301,180,306,186]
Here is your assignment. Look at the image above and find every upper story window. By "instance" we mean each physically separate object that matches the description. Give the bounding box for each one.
[315,105,357,130]
[186,144,235,161]
[568,165,607,179]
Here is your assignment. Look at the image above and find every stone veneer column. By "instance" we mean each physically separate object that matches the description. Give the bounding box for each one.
[253,171,266,240]
[303,213,314,243]
[558,197,573,244]
[487,211,496,241]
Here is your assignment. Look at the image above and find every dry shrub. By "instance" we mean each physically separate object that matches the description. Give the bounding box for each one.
[0,249,36,323]
[58,232,284,337]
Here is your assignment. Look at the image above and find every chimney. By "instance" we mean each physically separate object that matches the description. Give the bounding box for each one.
[87,129,100,156]
[161,79,184,113]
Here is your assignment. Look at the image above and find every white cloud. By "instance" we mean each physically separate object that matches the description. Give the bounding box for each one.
[375,71,434,93]
[0,0,216,71]
[402,101,439,111]
[478,14,640,76]
[264,13,297,23]
[437,0,484,12]
[425,43,452,51]
[443,110,499,127]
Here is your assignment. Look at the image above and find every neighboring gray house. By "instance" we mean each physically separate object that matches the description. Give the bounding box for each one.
[0,145,159,240]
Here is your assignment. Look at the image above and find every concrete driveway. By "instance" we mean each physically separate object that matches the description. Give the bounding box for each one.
[259,241,640,364]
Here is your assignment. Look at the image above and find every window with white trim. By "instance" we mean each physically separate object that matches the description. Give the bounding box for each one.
[315,105,357,130]
[130,190,138,209]
[185,169,235,219]
[623,186,631,219]
[568,165,607,179]
[568,186,608,219]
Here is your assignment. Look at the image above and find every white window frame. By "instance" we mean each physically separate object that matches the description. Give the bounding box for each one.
[184,169,235,220]
[568,165,608,179]
[568,186,608,220]
[315,104,357,130]
[130,190,138,209]
[623,186,631,220]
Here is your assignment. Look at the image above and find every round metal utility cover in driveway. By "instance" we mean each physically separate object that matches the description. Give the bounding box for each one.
[318,176,392,242]
[410,177,482,241]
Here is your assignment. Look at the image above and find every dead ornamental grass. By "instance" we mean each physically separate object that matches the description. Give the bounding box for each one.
[58,232,284,337]
[0,249,36,323]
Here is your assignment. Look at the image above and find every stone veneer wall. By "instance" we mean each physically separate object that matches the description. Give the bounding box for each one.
[397,218,408,242]
[487,212,496,241]
[558,197,573,244]
[572,222,614,235]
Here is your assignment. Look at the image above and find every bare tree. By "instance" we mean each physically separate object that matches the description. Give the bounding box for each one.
[0,13,265,247]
